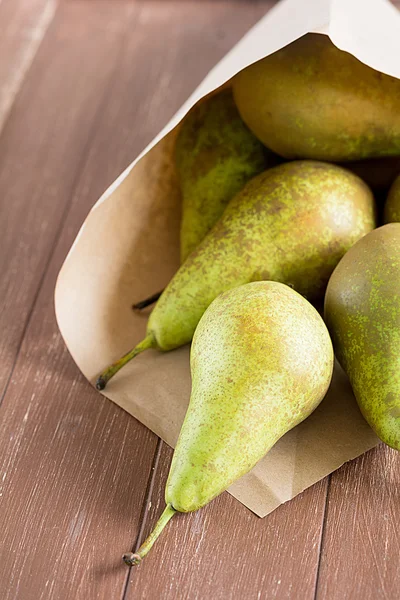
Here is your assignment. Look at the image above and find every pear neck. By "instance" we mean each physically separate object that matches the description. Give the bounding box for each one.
[95,334,154,390]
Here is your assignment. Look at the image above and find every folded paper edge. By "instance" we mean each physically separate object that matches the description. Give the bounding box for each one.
[229,439,380,518]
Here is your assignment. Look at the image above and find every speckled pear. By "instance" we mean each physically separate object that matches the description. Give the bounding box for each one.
[96,160,375,389]
[325,224,400,449]
[176,88,271,262]
[233,33,400,162]
[384,174,400,223]
[132,88,272,311]
[123,281,334,565]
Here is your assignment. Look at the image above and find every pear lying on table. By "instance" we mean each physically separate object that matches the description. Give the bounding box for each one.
[325,224,400,449]
[233,33,400,162]
[96,160,375,390]
[384,174,400,223]
[133,88,272,310]
[123,281,334,566]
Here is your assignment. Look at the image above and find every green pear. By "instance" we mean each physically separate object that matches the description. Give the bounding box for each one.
[132,88,273,311]
[96,160,375,389]
[384,174,400,223]
[123,281,334,565]
[233,33,400,162]
[176,88,272,262]
[325,224,400,449]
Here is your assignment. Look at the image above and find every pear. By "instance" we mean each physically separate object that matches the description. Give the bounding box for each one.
[176,88,272,262]
[233,33,400,162]
[96,160,375,389]
[384,174,400,223]
[132,88,272,311]
[123,281,334,565]
[324,224,400,449]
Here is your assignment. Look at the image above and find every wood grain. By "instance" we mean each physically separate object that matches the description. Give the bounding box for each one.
[68,0,279,200]
[0,0,134,399]
[316,446,400,599]
[0,0,56,133]
[0,338,157,600]
[0,1,161,599]
[126,445,328,600]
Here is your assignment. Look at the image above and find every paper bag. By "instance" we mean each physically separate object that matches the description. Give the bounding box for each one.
[55,0,400,517]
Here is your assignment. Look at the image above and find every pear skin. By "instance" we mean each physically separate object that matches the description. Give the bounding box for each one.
[325,224,400,449]
[384,174,400,223]
[176,88,272,262]
[97,160,375,389]
[233,33,400,162]
[123,281,333,565]
[132,88,273,311]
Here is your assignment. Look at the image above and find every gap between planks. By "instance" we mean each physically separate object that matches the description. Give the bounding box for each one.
[312,474,331,599]
[121,439,164,599]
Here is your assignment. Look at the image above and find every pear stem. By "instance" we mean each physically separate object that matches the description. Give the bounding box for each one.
[132,290,163,311]
[96,335,154,390]
[123,504,177,566]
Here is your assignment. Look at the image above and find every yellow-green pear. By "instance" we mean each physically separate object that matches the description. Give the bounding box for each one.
[325,224,400,449]
[96,160,375,389]
[123,281,334,565]
[176,88,273,262]
[384,174,400,223]
[233,33,400,162]
[132,88,274,310]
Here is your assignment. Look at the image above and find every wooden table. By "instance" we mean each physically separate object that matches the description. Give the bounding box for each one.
[1,1,399,598]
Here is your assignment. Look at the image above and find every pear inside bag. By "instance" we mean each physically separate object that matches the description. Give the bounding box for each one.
[55,0,400,517]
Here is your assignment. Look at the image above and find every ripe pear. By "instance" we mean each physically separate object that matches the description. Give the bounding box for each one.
[96,160,375,389]
[384,174,400,223]
[123,281,334,565]
[176,88,272,262]
[233,33,400,162]
[325,224,400,449]
[132,88,273,311]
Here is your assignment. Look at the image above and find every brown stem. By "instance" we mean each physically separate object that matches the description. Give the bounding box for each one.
[132,290,164,311]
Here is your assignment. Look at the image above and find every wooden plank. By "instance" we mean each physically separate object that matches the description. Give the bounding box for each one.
[0,0,56,133]
[68,0,279,200]
[126,444,328,599]
[316,446,400,599]
[0,0,135,399]
[0,2,162,600]
[0,332,158,600]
